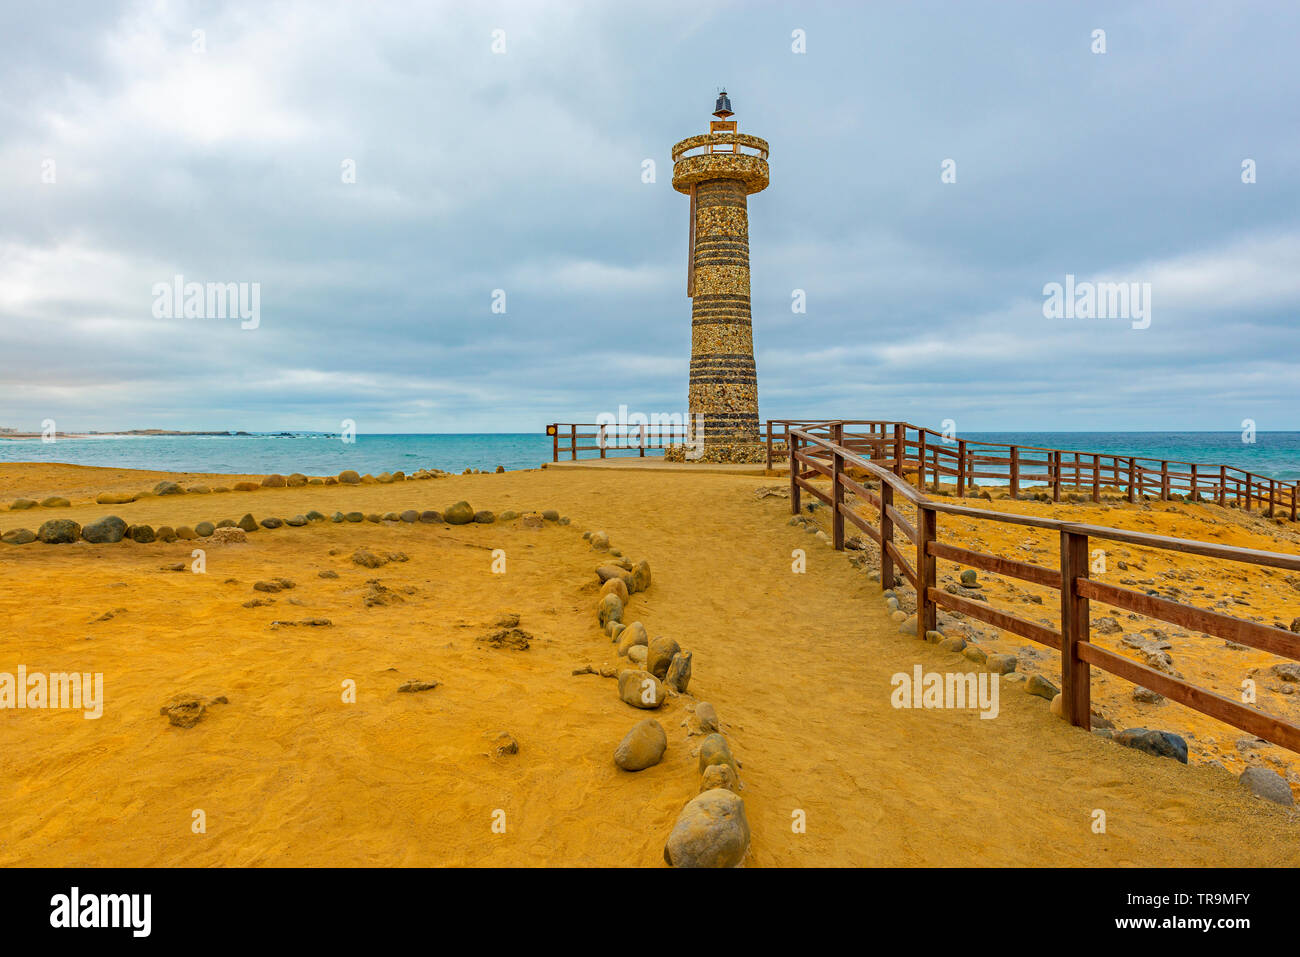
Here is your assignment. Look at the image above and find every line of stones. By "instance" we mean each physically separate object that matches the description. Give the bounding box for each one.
[587,535,750,867]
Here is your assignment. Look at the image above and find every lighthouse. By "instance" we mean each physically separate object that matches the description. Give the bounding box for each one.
[668,91,770,464]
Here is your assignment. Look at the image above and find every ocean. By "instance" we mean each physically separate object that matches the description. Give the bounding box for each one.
[0,431,1297,481]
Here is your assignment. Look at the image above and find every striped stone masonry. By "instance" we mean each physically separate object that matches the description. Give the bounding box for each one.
[670,130,770,464]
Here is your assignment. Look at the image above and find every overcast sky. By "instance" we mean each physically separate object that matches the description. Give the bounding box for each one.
[2,0,1297,433]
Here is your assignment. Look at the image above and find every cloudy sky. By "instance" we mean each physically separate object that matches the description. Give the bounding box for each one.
[2,0,1297,433]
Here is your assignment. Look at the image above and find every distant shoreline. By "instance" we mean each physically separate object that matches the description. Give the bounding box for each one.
[0,430,256,440]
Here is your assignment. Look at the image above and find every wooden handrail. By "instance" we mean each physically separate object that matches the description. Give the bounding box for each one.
[787,426,1300,757]
[766,419,1298,514]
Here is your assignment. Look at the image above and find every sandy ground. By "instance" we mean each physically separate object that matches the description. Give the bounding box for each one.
[2,461,1299,866]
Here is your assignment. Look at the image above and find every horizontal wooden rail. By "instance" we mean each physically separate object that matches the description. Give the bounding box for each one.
[929,587,1063,651]
[928,541,1062,589]
[1077,579,1300,658]
[1076,644,1300,753]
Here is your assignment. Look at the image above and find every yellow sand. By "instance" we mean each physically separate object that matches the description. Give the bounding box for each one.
[1,462,1298,866]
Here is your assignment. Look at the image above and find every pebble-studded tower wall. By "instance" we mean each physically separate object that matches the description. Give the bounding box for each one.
[670,103,770,464]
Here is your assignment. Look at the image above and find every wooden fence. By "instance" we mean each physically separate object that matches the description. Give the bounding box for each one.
[767,419,1299,518]
[546,418,1298,520]
[546,422,693,461]
[788,424,1300,753]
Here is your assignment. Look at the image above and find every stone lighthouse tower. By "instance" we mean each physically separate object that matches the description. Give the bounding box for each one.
[669,91,770,464]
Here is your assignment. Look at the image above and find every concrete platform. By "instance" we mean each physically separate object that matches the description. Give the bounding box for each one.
[546,457,779,477]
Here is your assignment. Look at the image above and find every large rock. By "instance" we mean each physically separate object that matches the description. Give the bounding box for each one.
[698,733,737,774]
[986,653,1017,675]
[617,621,648,656]
[338,470,361,485]
[40,496,71,508]
[600,577,629,605]
[444,501,474,525]
[1,528,36,545]
[96,492,135,505]
[665,651,693,693]
[1112,728,1188,763]
[1239,767,1294,806]
[153,481,184,495]
[237,513,258,532]
[617,669,665,709]
[1025,674,1059,700]
[590,531,610,551]
[614,719,667,771]
[195,522,215,537]
[694,701,719,734]
[630,560,652,594]
[261,474,287,487]
[700,763,739,793]
[9,499,37,510]
[646,636,681,681]
[287,473,308,487]
[82,516,128,544]
[127,524,156,543]
[664,789,750,868]
[35,519,81,544]
[597,593,624,629]
[596,565,634,589]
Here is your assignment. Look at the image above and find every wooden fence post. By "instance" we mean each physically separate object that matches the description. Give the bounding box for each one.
[788,432,801,515]
[1127,459,1136,503]
[893,424,904,477]
[1269,478,1277,517]
[1091,454,1100,502]
[917,429,927,490]
[1190,463,1197,502]
[1059,529,1091,729]
[598,424,607,459]
[765,420,773,471]
[1218,466,1226,506]
[1160,461,1169,500]
[639,422,647,457]
[1293,483,1298,523]
[831,424,845,549]
[570,424,577,461]
[1009,446,1020,499]
[551,425,558,463]
[879,482,894,589]
[956,439,967,497]
[917,507,937,640]
[1245,473,1253,511]
[1052,451,1062,502]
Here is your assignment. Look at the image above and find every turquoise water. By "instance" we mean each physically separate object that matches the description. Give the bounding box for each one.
[0,431,1295,481]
